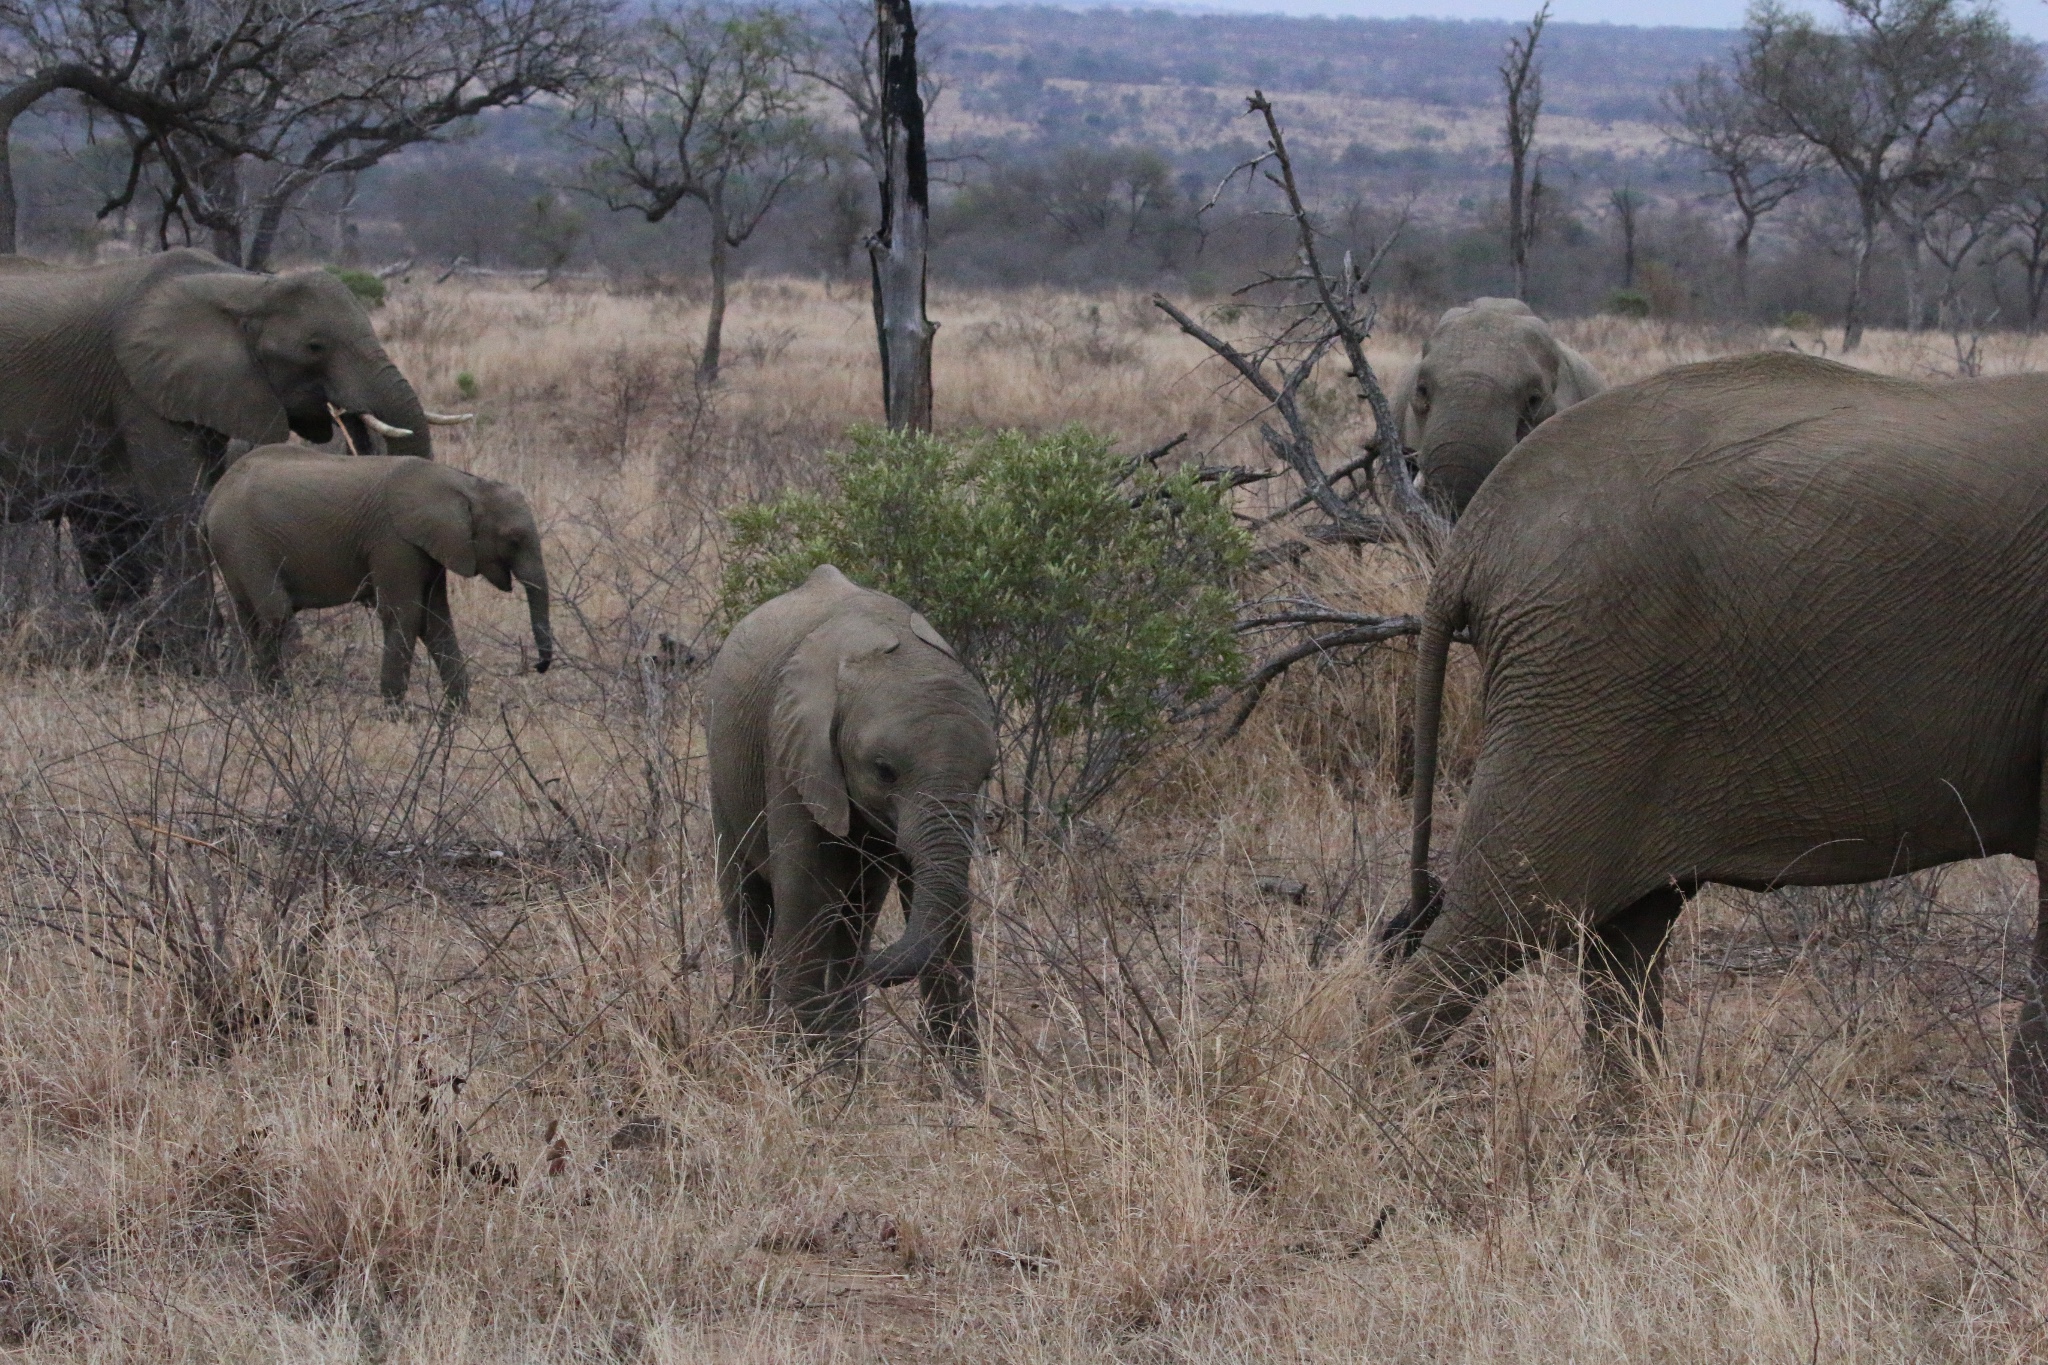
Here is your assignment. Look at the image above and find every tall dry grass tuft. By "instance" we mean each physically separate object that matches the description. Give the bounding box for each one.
[0,277,2038,1359]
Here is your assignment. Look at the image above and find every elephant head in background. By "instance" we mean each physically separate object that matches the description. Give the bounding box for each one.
[707,565,1000,1063]
[1392,297,1605,517]
[0,248,460,630]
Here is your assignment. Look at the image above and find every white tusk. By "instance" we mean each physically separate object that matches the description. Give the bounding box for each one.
[358,413,414,438]
[423,411,476,425]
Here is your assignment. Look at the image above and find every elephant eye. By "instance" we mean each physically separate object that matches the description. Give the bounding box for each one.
[1525,392,1543,412]
[874,760,899,784]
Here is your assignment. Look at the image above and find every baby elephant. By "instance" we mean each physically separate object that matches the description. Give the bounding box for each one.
[707,565,998,1062]
[202,447,553,705]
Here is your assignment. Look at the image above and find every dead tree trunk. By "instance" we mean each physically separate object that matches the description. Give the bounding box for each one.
[869,0,935,432]
[1501,4,1548,301]
[0,72,64,255]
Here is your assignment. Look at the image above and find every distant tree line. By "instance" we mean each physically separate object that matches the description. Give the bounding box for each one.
[9,0,2048,342]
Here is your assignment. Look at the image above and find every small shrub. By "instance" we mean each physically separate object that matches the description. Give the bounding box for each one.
[455,370,479,400]
[324,266,386,309]
[1780,310,1819,332]
[723,425,1248,823]
[1603,288,1651,319]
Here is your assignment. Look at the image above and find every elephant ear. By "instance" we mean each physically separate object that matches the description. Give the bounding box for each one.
[393,472,480,578]
[773,616,900,838]
[1387,362,1420,449]
[908,611,957,658]
[1553,344,1607,407]
[115,271,291,444]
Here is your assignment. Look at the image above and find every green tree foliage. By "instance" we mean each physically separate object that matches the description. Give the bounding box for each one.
[324,266,386,309]
[723,425,1248,823]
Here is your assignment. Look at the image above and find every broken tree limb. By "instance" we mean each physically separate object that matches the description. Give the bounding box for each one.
[1221,617,1423,739]
[1236,602,1411,632]
[1152,293,1378,543]
[1245,90,1447,554]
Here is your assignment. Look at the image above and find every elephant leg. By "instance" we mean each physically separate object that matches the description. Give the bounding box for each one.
[150,510,218,660]
[2010,763,2048,1136]
[725,867,774,962]
[227,590,292,692]
[1385,916,1530,1057]
[1581,885,1686,1082]
[68,501,154,614]
[371,553,431,705]
[376,598,423,705]
[418,567,469,709]
[1383,790,1557,1056]
[767,834,867,1059]
[720,855,774,1016]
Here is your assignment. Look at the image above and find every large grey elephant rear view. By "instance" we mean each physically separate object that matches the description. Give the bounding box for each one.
[1398,351,2048,1127]
[1392,297,1603,517]
[0,249,439,642]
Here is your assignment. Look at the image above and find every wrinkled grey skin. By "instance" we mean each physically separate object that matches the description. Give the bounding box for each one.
[1397,352,2048,1128]
[0,249,432,636]
[1391,297,1604,517]
[203,448,550,708]
[707,565,999,1062]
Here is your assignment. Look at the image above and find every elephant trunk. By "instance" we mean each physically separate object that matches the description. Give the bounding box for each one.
[1418,422,1518,518]
[339,358,433,459]
[514,540,553,673]
[865,792,979,988]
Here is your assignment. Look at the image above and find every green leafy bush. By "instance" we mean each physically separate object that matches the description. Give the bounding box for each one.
[324,265,386,309]
[723,425,1248,823]
[1603,288,1651,318]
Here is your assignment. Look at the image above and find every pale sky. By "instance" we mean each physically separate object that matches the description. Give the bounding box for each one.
[1116,0,2048,41]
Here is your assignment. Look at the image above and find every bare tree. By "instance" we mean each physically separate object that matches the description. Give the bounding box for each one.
[1662,62,1815,307]
[1152,93,1445,735]
[0,0,258,255]
[1993,111,2048,330]
[0,0,608,268]
[1500,3,1548,301]
[869,0,934,431]
[580,2,817,383]
[1894,133,2008,332]
[1608,184,1643,290]
[1737,0,2038,350]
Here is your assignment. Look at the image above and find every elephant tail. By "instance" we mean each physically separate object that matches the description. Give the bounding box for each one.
[1384,584,1465,958]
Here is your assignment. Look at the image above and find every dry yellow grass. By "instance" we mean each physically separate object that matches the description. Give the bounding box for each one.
[0,277,2042,1362]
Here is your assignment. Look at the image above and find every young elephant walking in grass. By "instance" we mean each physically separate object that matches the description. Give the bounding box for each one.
[202,448,553,706]
[708,566,998,1065]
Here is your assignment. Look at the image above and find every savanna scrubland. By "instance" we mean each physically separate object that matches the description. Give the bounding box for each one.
[2,278,2045,1362]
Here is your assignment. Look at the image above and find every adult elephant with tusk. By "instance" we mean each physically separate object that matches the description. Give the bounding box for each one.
[707,565,999,1065]
[1391,297,1604,518]
[0,248,437,644]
